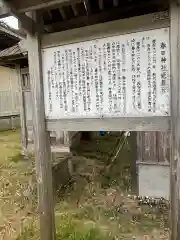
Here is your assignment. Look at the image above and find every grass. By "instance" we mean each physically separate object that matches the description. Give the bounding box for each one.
[53,184,169,240]
[56,215,111,240]
[16,225,38,240]
[0,130,37,240]
[17,216,111,240]
[0,130,170,240]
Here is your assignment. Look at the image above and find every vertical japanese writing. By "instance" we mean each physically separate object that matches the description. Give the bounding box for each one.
[73,51,79,112]
[89,45,94,109]
[136,41,141,110]
[62,52,68,112]
[44,28,170,119]
[54,51,59,101]
[77,47,81,97]
[160,42,168,94]
[50,67,54,89]
[98,45,103,112]
[107,42,112,113]
[121,43,126,114]
[112,41,117,112]
[47,70,52,114]
[131,38,136,109]
[111,41,116,112]
[93,44,99,112]
[152,39,157,112]
[81,47,87,112]
[103,43,107,71]
[57,51,63,109]
[117,41,121,113]
[65,49,70,94]
[68,49,75,113]
[147,38,152,112]
[85,48,91,112]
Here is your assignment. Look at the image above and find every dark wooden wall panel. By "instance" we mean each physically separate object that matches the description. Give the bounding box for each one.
[137,132,170,163]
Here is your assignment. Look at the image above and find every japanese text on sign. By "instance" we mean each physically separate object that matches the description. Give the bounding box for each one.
[42,28,170,119]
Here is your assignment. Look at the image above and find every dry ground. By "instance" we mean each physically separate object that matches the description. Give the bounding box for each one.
[0,130,37,240]
[0,130,170,239]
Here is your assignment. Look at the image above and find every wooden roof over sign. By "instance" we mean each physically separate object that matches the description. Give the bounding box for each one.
[0,0,169,34]
[42,0,169,33]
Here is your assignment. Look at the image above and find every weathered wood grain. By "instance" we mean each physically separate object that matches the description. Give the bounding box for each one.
[42,11,170,48]
[47,117,170,132]
[170,1,179,239]
[26,11,56,240]
[16,65,28,153]
[137,132,170,163]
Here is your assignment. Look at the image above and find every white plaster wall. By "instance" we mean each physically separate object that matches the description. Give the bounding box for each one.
[0,66,20,117]
[0,66,19,90]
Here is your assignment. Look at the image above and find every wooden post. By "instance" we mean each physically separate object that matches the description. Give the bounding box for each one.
[16,64,28,153]
[10,116,15,130]
[170,1,180,239]
[26,11,56,240]
[129,132,138,194]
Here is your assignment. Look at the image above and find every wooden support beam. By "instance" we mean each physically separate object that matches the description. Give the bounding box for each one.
[46,117,170,132]
[43,11,169,48]
[113,0,119,7]
[17,14,37,35]
[83,0,91,15]
[98,0,104,10]
[45,8,114,32]
[18,0,83,13]
[16,65,28,154]
[71,4,78,16]
[45,1,167,32]
[0,0,83,16]
[59,7,67,20]
[47,10,53,20]
[26,11,56,240]
[0,4,10,17]
[130,132,138,194]
[170,1,180,239]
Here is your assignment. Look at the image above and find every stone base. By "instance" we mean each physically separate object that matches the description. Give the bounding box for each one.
[0,115,20,131]
[138,163,170,200]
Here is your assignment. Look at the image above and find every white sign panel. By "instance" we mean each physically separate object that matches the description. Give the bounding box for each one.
[42,28,170,119]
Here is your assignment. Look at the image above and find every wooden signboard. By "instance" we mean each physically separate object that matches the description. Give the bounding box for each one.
[42,28,170,119]
[41,12,170,131]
